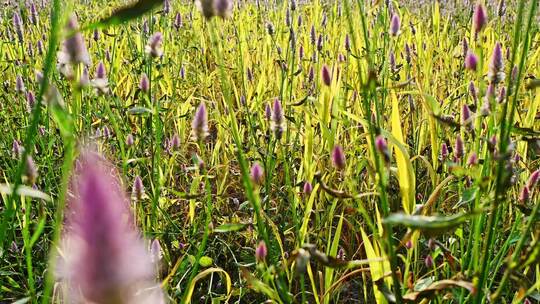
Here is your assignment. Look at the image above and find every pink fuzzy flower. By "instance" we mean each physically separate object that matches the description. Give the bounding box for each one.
[56,151,164,304]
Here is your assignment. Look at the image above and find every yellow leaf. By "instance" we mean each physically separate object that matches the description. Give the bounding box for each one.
[390,91,416,214]
[360,226,388,304]
[184,267,232,303]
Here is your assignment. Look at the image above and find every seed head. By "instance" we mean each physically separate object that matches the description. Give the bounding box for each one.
[132,175,145,201]
[303,181,313,195]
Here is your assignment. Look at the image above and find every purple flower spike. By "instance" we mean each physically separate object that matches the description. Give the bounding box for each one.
[390,13,401,36]
[344,34,351,52]
[191,102,209,141]
[25,156,38,185]
[265,103,272,120]
[454,135,465,160]
[519,186,530,203]
[13,12,24,43]
[472,2,487,35]
[303,181,313,196]
[527,169,540,189]
[16,75,26,93]
[488,42,505,84]
[440,142,449,160]
[12,140,24,159]
[139,73,150,92]
[170,133,181,150]
[59,14,91,66]
[375,135,390,163]
[461,104,472,127]
[126,134,135,146]
[467,152,478,166]
[56,151,163,303]
[331,145,346,171]
[145,32,163,58]
[26,91,36,112]
[132,175,145,201]
[174,13,183,30]
[321,65,332,86]
[465,51,478,71]
[250,162,264,186]
[255,241,267,262]
[270,98,285,138]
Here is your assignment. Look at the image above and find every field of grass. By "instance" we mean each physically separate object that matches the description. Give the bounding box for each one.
[0,0,539,303]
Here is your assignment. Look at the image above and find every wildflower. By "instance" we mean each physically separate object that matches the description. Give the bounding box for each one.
[389,51,396,72]
[132,175,145,201]
[321,65,332,86]
[467,152,478,166]
[15,75,26,93]
[375,135,390,164]
[405,240,413,249]
[425,255,434,268]
[265,103,272,120]
[170,133,181,150]
[310,25,316,46]
[93,29,100,41]
[145,32,163,58]
[290,0,297,10]
[285,9,291,27]
[150,239,162,264]
[37,40,44,55]
[180,66,186,79]
[163,0,171,15]
[13,12,24,43]
[174,13,183,30]
[12,140,24,159]
[299,44,304,60]
[250,162,264,186]
[308,66,315,83]
[30,3,38,25]
[344,34,351,52]
[519,186,529,203]
[454,135,464,160]
[461,104,473,128]
[488,42,505,84]
[303,181,313,196]
[317,34,323,51]
[404,43,411,64]
[56,151,163,303]
[440,142,449,161]
[390,13,401,36]
[497,0,506,18]
[196,0,233,19]
[26,91,35,112]
[469,81,478,103]
[92,61,109,95]
[126,134,135,146]
[331,145,346,170]
[511,65,518,81]
[139,73,150,92]
[25,155,38,185]
[255,241,267,262]
[58,14,91,66]
[191,102,209,141]
[527,169,540,189]
[472,2,487,35]
[265,21,275,36]
[270,98,286,139]
[497,87,506,104]
[464,51,478,71]
[481,83,494,115]
[80,67,90,88]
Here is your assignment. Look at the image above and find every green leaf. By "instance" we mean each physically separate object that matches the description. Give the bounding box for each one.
[86,0,163,30]
[127,106,153,116]
[454,187,478,209]
[213,223,248,233]
[0,184,51,201]
[383,212,479,237]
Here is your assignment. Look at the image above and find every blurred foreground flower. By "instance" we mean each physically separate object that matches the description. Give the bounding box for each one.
[55,151,164,304]
[145,32,163,58]
[196,0,233,19]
